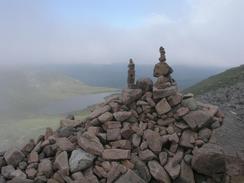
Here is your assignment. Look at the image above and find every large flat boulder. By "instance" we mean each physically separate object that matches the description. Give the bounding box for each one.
[191,143,225,178]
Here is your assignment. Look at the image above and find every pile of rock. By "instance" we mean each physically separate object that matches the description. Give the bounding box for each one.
[0,47,226,183]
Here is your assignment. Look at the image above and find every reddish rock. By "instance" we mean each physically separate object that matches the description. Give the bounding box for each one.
[176,107,190,117]
[56,137,74,152]
[38,159,53,178]
[110,140,131,150]
[54,151,69,176]
[77,132,104,156]
[148,160,171,183]
[180,130,196,148]
[98,112,113,123]
[143,129,162,153]
[153,86,177,99]
[168,93,182,106]
[94,165,107,178]
[4,148,25,167]
[26,168,37,179]
[122,89,142,105]
[113,111,132,122]
[102,149,131,160]
[21,139,35,155]
[159,152,168,166]
[183,110,213,130]
[191,143,225,178]
[107,162,125,183]
[104,121,122,129]
[107,128,121,141]
[139,149,156,161]
[88,105,111,120]
[155,98,171,115]
[121,125,134,139]
[28,151,39,164]
[115,169,146,183]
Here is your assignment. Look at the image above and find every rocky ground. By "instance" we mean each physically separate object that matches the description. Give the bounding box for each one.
[0,77,229,183]
[196,82,244,180]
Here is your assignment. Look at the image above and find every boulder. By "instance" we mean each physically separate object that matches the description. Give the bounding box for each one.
[69,149,95,173]
[191,143,225,178]
[4,148,25,167]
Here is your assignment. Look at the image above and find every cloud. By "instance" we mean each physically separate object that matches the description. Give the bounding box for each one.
[0,0,243,67]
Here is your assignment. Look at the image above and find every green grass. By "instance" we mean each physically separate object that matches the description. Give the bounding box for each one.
[0,109,90,151]
[184,65,244,95]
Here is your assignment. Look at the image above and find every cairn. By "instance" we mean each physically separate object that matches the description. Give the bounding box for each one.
[127,59,135,89]
[0,47,226,183]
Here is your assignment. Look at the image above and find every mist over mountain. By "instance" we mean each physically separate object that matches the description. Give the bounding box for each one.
[45,63,226,90]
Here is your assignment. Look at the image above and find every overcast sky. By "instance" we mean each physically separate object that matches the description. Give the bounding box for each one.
[0,0,243,67]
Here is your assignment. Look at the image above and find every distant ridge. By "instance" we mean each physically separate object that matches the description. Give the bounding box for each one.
[184,64,244,95]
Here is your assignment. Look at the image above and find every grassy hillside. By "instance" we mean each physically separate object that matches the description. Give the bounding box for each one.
[0,68,115,118]
[184,65,244,95]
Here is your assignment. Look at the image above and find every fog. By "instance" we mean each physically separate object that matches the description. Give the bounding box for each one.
[0,0,243,67]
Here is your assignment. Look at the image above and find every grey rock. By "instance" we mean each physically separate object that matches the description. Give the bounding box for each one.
[69,149,95,173]
[57,126,75,137]
[134,159,151,183]
[4,148,25,167]
[175,160,195,183]
[182,98,198,111]
[1,165,15,179]
[148,160,171,183]
[136,78,153,92]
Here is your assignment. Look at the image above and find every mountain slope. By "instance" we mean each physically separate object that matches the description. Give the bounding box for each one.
[184,64,244,95]
[0,67,114,118]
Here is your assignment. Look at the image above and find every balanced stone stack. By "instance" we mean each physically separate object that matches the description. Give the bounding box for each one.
[0,47,227,183]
